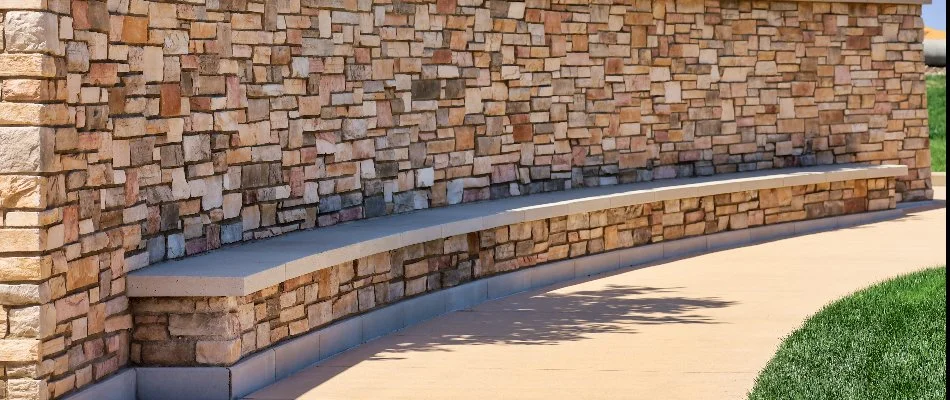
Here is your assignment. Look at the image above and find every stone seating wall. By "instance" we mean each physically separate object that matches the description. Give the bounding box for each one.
[0,0,932,398]
[131,175,897,368]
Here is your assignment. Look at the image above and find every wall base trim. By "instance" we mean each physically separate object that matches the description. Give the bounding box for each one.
[60,369,136,400]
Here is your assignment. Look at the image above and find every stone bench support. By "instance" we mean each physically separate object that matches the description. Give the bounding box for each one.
[124,165,902,375]
[58,164,919,399]
[108,165,916,400]
[127,164,905,298]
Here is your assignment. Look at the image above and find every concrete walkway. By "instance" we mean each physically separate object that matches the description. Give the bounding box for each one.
[246,194,946,400]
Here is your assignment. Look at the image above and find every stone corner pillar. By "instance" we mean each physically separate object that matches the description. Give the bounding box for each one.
[1,2,65,400]
[897,9,935,202]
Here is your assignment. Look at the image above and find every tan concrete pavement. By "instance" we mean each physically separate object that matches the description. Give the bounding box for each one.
[246,196,946,400]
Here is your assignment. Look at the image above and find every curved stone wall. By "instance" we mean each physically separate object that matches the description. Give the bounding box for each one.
[0,0,931,398]
[130,176,896,368]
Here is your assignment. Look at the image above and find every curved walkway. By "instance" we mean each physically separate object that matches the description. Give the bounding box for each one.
[246,194,946,400]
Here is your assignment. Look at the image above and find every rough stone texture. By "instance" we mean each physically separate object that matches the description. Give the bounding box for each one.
[0,340,39,363]
[3,12,61,55]
[0,0,931,398]
[0,127,55,173]
[131,177,896,367]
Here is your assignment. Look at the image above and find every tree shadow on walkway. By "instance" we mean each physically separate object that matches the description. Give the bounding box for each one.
[362,284,735,358]
[249,284,738,398]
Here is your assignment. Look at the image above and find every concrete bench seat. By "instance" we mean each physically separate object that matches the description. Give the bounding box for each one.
[127,164,906,298]
[93,162,915,400]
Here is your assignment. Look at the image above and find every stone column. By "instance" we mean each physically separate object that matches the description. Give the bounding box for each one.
[0,1,65,399]
[897,7,934,202]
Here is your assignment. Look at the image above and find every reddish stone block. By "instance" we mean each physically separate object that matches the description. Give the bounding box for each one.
[125,169,139,206]
[606,58,624,74]
[845,35,871,50]
[513,125,533,142]
[543,11,562,34]
[108,87,126,115]
[843,198,867,214]
[436,0,456,14]
[87,63,119,86]
[431,49,452,64]
[73,0,110,32]
[791,82,815,97]
[160,84,182,117]
[377,101,394,127]
[455,127,474,150]
[122,16,149,44]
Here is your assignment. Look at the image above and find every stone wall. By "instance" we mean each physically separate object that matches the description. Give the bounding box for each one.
[0,0,929,398]
[130,176,896,367]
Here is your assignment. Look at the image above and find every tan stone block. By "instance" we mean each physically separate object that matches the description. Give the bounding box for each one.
[190,21,217,39]
[729,143,757,154]
[0,339,39,362]
[732,20,757,35]
[755,61,777,76]
[331,290,358,319]
[8,306,40,337]
[307,300,331,328]
[759,187,793,209]
[0,0,46,9]
[728,212,749,230]
[6,378,47,400]
[0,54,58,77]
[465,88,483,114]
[474,8,491,32]
[2,79,56,101]
[143,46,164,82]
[0,229,43,252]
[0,175,46,208]
[223,193,242,219]
[148,2,178,28]
[4,11,61,55]
[66,255,99,291]
[196,339,241,365]
[0,305,7,336]
[0,257,43,281]
[164,30,189,55]
[169,313,240,337]
[721,67,749,82]
[650,67,671,82]
[0,103,69,126]
[114,116,147,138]
[664,81,682,103]
[0,284,40,305]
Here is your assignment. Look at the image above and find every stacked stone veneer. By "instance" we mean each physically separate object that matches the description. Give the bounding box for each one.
[130,177,897,366]
[0,0,930,398]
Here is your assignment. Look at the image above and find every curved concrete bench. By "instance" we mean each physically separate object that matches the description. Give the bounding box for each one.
[128,164,906,298]
[67,180,933,400]
[72,163,916,400]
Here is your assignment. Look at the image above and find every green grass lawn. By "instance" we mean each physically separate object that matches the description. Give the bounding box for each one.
[928,75,945,172]
[748,266,947,400]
